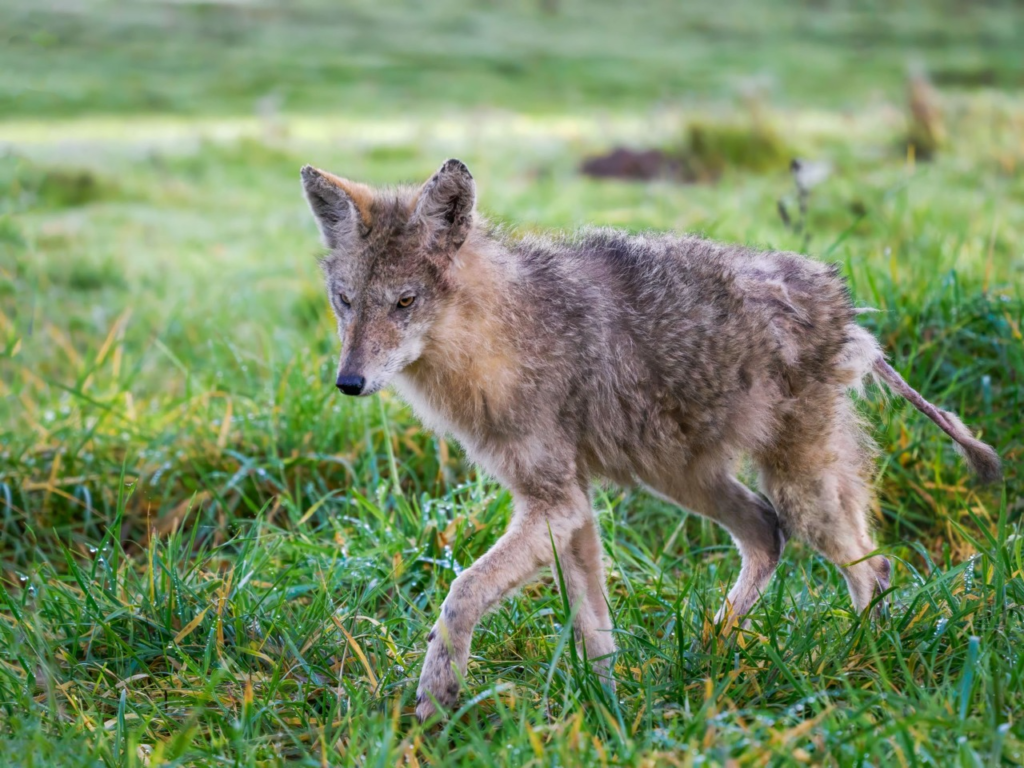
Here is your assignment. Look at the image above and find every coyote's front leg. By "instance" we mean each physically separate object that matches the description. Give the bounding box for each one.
[416,489,589,722]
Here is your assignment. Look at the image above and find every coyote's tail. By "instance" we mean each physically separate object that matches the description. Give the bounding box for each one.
[872,358,1001,484]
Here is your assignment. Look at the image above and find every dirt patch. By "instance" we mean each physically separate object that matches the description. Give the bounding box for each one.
[581,120,791,183]
[580,148,675,181]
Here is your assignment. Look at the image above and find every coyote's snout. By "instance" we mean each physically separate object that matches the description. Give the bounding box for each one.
[300,159,1001,723]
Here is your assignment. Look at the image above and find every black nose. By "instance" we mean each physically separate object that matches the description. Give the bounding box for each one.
[335,374,365,396]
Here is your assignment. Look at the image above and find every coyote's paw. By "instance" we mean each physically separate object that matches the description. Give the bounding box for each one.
[415,627,463,723]
[870,556,893,618]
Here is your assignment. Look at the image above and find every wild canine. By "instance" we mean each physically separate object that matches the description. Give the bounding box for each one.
[300,159,1001,722]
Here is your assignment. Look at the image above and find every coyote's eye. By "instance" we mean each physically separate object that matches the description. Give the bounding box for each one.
[396,295,415,309]
[338,293,351,308]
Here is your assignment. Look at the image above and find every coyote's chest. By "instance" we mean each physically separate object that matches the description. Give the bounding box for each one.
[393,350,519,447]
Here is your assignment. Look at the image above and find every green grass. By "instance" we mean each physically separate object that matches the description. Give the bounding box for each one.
[2,1,1024,765]
[3,0,1023,118]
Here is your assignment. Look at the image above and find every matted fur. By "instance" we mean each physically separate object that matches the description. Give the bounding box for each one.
[300,159,1001,722]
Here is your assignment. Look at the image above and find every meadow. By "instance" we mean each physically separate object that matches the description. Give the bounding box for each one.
[1,1,1023,765]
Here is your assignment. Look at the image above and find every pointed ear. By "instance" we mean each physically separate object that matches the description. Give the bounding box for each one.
[412,159,476,255]
[300,165,374,249]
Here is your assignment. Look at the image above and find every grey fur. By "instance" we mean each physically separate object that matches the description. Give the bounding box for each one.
[300,165,364,248]
[300,158,1001,722]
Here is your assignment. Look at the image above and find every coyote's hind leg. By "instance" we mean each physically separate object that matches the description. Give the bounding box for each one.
[758,397,890,613]
[644,466,786,626]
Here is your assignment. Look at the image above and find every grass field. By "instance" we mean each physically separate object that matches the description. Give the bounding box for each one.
[2,1,1023,765]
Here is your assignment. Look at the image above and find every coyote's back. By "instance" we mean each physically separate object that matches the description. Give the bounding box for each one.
[504,228,877,485]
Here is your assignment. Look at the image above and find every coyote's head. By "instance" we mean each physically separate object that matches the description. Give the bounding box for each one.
[301,159,476,396]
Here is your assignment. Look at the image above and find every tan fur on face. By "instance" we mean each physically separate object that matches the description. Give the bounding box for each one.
[399,230,520,439]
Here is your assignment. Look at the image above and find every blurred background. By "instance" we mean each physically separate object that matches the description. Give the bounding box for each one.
[1,1,1023,764]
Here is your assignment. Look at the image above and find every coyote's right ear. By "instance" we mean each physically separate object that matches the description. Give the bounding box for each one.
[300,165,374,249]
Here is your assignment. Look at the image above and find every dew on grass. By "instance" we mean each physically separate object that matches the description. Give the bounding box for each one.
[439,545,464,575]
[17,573,28,586]
[963,556,978,593]
[152,461,172,485]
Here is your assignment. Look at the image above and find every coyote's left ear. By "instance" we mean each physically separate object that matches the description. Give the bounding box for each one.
[300,165,374,249]
[412,159,476,256]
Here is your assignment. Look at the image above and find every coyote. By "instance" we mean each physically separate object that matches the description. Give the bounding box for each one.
[300,159,1000,721]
